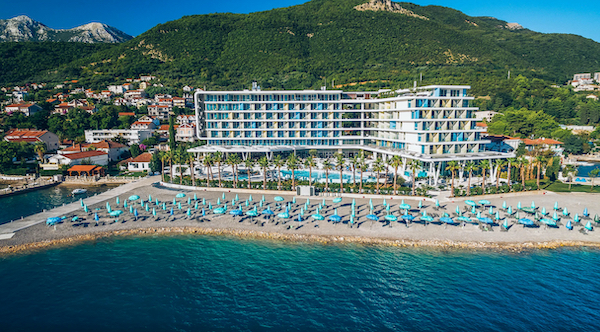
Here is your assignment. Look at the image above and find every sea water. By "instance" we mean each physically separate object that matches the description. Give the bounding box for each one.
[0,235,598,331]
[0,184,118,225]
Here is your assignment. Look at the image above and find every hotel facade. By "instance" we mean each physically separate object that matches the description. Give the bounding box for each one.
[189,85,513,183]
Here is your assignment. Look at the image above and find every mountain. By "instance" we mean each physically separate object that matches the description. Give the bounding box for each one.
[5,0,600,91]
[0,15,132,43]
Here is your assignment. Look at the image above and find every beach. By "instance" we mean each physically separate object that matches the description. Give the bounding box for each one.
[2,176,600,253]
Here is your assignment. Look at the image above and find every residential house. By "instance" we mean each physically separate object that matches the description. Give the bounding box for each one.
[118,112,136,117]
[140,75,156,82]
[474,111,501,122]
[53,102,74,115]
[119,152,153,172]
[80,106,98,115]
[90,140,129,161]
[84,129,153,145]
[3,103,42,116]
[176,114,196,125]
[131,120,157,130]
[522,138,564,155]
[157,124,177,136]
[172,97,186,108]
[45,150,109,169]
[4,129,59,150]
[124,89,146,99]
[148,105,172,119]
[176,123,196,142]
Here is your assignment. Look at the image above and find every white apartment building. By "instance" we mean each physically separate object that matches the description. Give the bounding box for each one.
[189,85,512,184]
[84,129,153,145]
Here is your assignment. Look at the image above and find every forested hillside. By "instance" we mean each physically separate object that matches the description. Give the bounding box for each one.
[4,0,600,94]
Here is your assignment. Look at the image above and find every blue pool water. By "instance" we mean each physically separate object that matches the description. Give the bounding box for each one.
[577,163,600,178]
[0,235,599,331]
[280,170,374,182]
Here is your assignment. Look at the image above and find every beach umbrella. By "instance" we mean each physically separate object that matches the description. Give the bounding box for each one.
[140,199,144,206]
[80,198,84,207]
[366,214,378,222]
[153,208,156,217]
[478,199,490,206]
[554,202,559,210]
[124,200,128,208]
[148,194,152,201]
[401,214,414,221]
[213,207,226,214]
[274,196,284,203]
[383,198,387,207]
[188,197,191,205]
[386,205,391,212]
[246,209,258,221]
[293,197,297,204]
[187,209,191,217]
[249,194,253,202]
[385,215,397,222]
[563,207,569,216]
[194,193,198,201]
[477,211,481,218]
[129,206,133,214]
[595,214,600,223]
[507,206,513,215]
[455,206,460,214]
[262,208,274,217]
[202,208,206,217]
[173,198,176,205]
[583,208,589,217]
[352,198,356,206]
[502,201,507,210]
[370,198,373,209]
[134,209,139,218]
[585,221,593,231]
[518,218,533,226]
[178,202,182,210]
[503,219,509,230]
[195,202,198,210]
[435,199,440,208]
[495,211,500,220]
[539,218,556,227]
[110,210,123,217]
[259,201,263,208]
[465,200,477,207]
[333,197,342,204]
[489,206,494,215]
[162,202,166,210]
[145,204,149,212]
[421,215,434,223]
[566,220,573,230]
[322,199,326,207]
[350,215,354,225]
[84,205,88,213]
[574,214,580,223]
[418,200,423,209]
[307,198,310,206]
[169,207,173,216]
[312,213,324,221]
[297,214,302,222]
[222,193,226,200]
[478,217,493,224]
[202,198,206,205]
[530,201,535,209]
[553,211,559,221]
[399,203,411,211]
[471,206,476,214]
[46,217,61,226]
[329,214,341,222]
[517,201,521,210]
[440,217,454,224]
[457,216,470,223]
[300,209,304,217]
[541,207,546,215]
[217,198,221,205]
[94,213,99,222]
[128,195,140,201]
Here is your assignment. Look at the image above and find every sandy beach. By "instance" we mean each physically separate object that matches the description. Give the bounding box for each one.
[2,178,600,254]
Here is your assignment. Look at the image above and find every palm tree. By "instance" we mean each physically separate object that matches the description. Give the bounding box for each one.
[507,158,516,190]
[175,148,186,185]
[214,151,223,188]
[519,157,529,189]
[589,168,600,190]
[258,156,270,189]
[465,161,478,196]
[287,154,299,190]
[166,149,174,184]
[244,158,255,189]
[334,152,345,194]
[358,152,366,194]
[273,155,284,190]
[189,153,195,187]
[373,157,385,194]
[304,156,316,187]
[34,141,46,163]
[160,151,168,182]
[445,160,459,197]
[203,154,213,187]
[408,160,420,196]
[226,154,238,188]
[323,159,333,193]
[535,155,546,190]
[564,164,577,190]
[351,155,359,190]
[479,160,491,193]
[496,159,507,189]
[390,156,402,195]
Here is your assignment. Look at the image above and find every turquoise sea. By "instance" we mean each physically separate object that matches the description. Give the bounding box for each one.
[0,184,117,225]
[0,235,599,331]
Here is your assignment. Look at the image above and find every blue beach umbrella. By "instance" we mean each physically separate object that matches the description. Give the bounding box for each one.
[479,199,490,206]
[585,221,593,231]
[518,218,534,226]
[489,206,494,215]
[383,198,387,207]
[539,218,556,227]
[495,211,500,220]
[80,198,84,207]
[188,197,191,205]
[435,199,440,208]
[329,214,341,222]
[455,206,460,214]
[176,193,186,198]
[471,206,476,214]
[213,207,226,214]
[195,202,198,210]
[531,201,535,209]
[583,208,589,217]
[440,217,454,224]
[274,196,284,202]
[134,209,139,218]
[116,197,120,205]
[148,194,152,201]
[401,214,414,221]
[129,206,133,214]
[202,208,206,217]
[507,206,513,215]
[502,201,507,209]
[46,217,61,225]
[93,213,99,222]
[208,203,212,209]
[128,195,140,201]
[248,194,253,202]
[553,211,559,221]
[476,211,481,218]
[563,207,569,216]
[418,200,423,209]
[554,202,559,210]
[421,215,434,223]
[566,220,573,230]
[145,204,149,212]
[110,210,123,217]
[202,198,206,205]
[333,197,342,204]
[278,212,290,219]
[574,214,580,223]
[162,203,166,210]
[187,209,191,217]
[478,217,493,225]
[503,219,509,230]
[169,207,173,216]
[312,213,324,221]
[193,193,197,200]
[465,200,477,207]
[173,198,177,205]
[222,193,226,200]
[140,199,144,206]
[217,198,221,205]
[541,207,546,215]
[124,201,127,208]
[84,205,88,213]
[517,201,522,210]
[262,208,274,216]
[366,214,378,222]
[153,208,156,217]
[457,216,470,223]
[399,203,411,211]
[178,202,182,210]
[293,197,297,204]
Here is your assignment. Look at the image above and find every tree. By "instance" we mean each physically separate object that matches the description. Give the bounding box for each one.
[358,152,366,194]
[166,150,174,184]
[535,155,546,190]
[258,156,270,189]
[373,157,385,194]
[130,144,141,158]
[518,157,529,189]
[507,158,516,189]
[304,156,316,187]
[175,147,187,185]
[287,154,299,190]
[445,160,459,197]
[408,160,419,196]
[351,155,359,189]
[334,152,345,194]
[168,116,177,151]
[323,159,332,193]
[563,164,577,190]
[160,152,168,182]
[244,158,255,189]
[496,159,507,189]
[189,153,196,187]
[150,152,161,173]
[465,161,478,196]
[203,154,213,187]
[479,160,491,193]
[390,156,402,195]
[226,154,238,188]
[33,141,46,162]
[273,155,284,190]
[589,168,600,190]
[214,151,223,188]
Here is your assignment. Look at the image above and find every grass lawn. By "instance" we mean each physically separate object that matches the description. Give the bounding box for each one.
[542,181,600,193]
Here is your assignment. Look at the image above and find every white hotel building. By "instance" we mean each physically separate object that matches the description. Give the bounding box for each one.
[189,85,512,183]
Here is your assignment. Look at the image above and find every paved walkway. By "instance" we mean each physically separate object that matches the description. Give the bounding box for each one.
[0,176,160,237]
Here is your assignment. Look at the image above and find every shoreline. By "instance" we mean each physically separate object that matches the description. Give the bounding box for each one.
[2,226,600,256]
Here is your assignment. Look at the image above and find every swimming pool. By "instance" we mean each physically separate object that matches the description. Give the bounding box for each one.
[280,170,375,182]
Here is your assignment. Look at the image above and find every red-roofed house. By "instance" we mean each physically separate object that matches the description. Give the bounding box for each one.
[131,121,157,130]
[119,152,153,172]
[59,143,91,155]
[522,138,564,155]
[47,150,109,168]
[80,106,98,114]
[176,114,196,125]
[53,102,74,115]
[3,103,42,116]
[176,123,196,142]
[4,129,59,150]
[172,97,185,108]
[157,124,178,135]
[119,112,136,117]
[148,105,172,119]
[90,140,129,161]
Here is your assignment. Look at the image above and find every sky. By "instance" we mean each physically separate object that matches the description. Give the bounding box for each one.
[1,0,600,42]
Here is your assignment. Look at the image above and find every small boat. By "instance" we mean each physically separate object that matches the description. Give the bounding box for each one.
[72,188,88,195]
